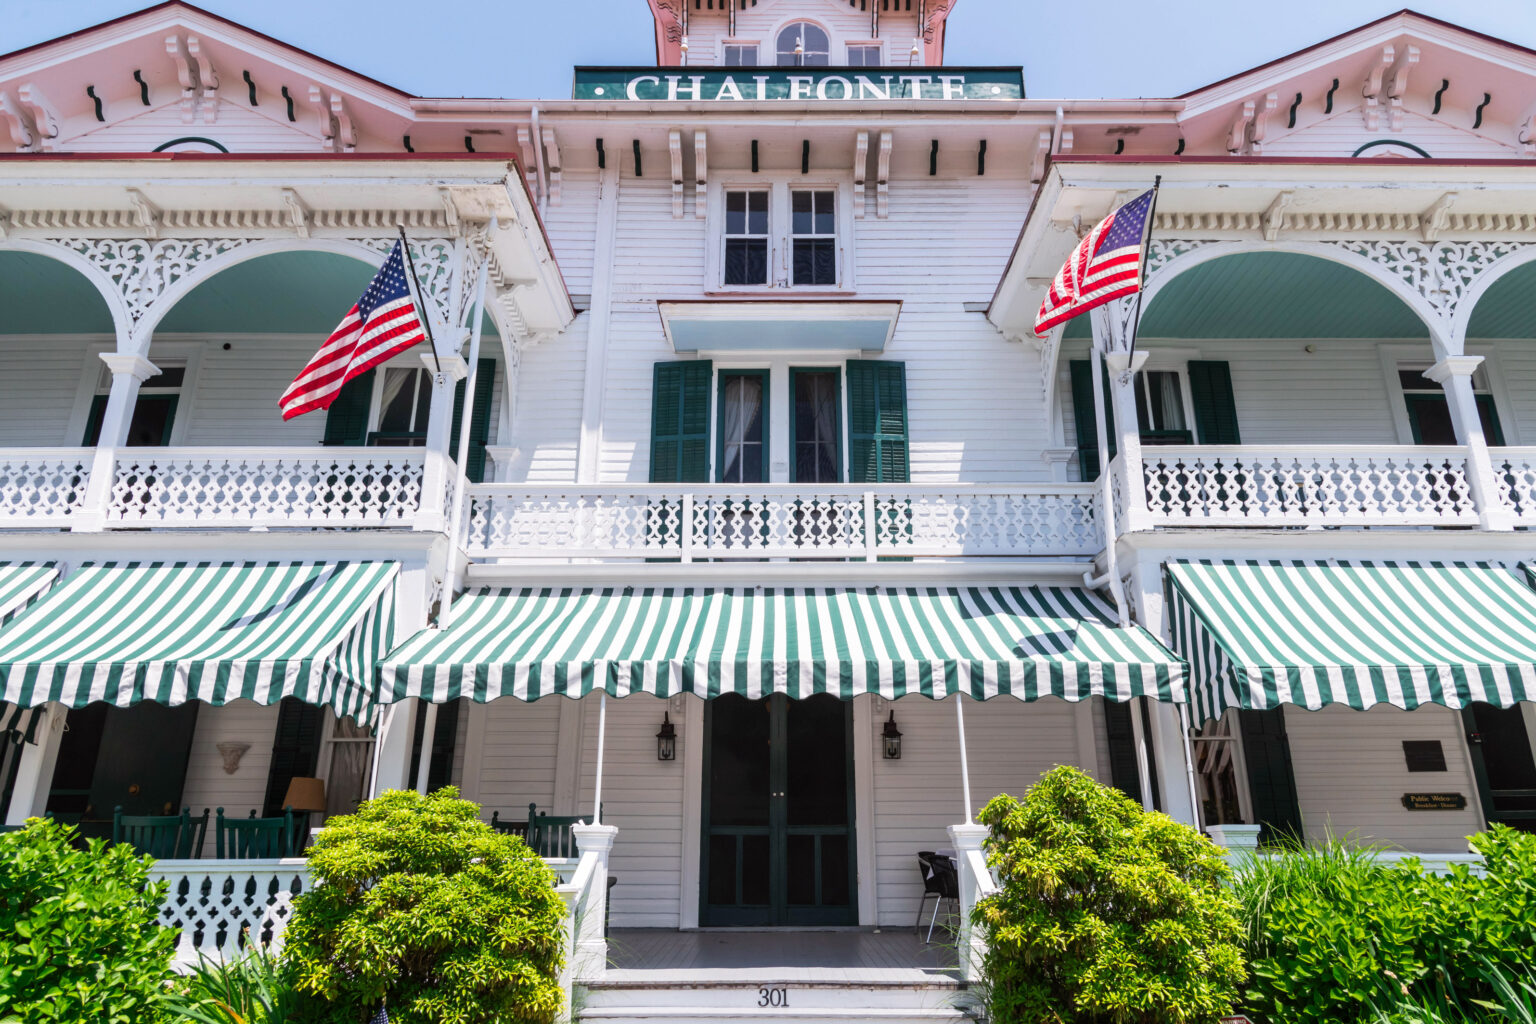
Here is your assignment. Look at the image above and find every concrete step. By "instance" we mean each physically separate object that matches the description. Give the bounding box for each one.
[577,977,979,1023]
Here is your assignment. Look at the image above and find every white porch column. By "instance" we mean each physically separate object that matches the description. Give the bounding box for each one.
[569,822,618,981]
[414,353,468,535]
[947,821,990,983]
[1104,350,1151,533]
[4,703,66,825]
[1146,701,1197,826]
[1425,356,1514,531]
[369,702,418,796]
[72,352,159,533]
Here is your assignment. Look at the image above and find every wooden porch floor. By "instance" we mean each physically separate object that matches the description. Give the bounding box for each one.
[604,928,961,983]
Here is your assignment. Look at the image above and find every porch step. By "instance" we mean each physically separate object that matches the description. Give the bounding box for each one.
[578,977,978,1024]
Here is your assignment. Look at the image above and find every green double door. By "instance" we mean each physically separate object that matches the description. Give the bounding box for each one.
[700,694,857,926]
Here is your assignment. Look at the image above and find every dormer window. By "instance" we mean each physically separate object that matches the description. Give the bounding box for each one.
[722,42,759,65]
[776,23,830,66]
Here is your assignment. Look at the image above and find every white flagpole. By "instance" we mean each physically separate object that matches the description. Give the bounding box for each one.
[439,225,495,630]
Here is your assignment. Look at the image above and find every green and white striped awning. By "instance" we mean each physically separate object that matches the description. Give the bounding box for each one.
[1167,560,1536,723]
[380,586,1186,704]
[0,562,59,625]
[0,561,397,724]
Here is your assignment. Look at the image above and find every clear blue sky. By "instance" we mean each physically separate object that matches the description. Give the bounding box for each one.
[5,0,1536,99]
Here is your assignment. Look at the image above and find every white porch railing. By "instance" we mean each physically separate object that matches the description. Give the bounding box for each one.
[1134,445,1482,527]
[464,484,1102,560]
[0,447,435,530]
[0,448,92,525]
[1493,447,1536,524]
[148,858,311,969]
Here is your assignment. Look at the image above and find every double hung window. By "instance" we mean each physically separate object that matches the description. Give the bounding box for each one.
[791,191,837,287]
[1398,363,1505,445]
[718,371,768,484]
[846,44,882,66]
[722,42,759,65]
[1133,370,1193,444]
[83,361,185,447]
[792,370,841,483]
[371,366,433,446]
[724,191,771,287]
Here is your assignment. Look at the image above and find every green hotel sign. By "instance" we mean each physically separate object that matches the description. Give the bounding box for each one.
[573,67,1023,103]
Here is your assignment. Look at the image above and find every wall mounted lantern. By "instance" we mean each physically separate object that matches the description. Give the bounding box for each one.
[657,712,677,761]
[882,711,903,759]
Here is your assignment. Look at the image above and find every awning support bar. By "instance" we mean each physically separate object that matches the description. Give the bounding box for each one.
[592,692,609,825]
[1177,703,1202,831]
[955,693,974,823]
[414,698,438,795]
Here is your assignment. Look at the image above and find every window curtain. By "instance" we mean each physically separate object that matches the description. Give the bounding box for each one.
[721,376,761,482]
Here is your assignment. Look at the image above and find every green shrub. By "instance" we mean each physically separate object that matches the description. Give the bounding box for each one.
[974,765,1245,1024]
[1232,827,1536,1024]
[159,947,300,1024]
[0,817,177,1024]
[282,787,567,1024]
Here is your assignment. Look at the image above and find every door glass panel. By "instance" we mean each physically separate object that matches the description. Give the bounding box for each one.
[786,695,848,827]
[820,834,851,906]
[787,834,815,905]
[719,374,767,484]
[708,834,738,904]
[708,695,770,826]
[741,835,770,904]
[794,371,840,483]
[378,367,432,436]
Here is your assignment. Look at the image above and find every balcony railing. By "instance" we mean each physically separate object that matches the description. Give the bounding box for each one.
[0,447,434,530]
[149,857,310,969]
[464,484,1102,560]
[1133,445,1482,527]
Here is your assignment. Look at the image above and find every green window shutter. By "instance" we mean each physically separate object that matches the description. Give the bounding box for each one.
[449,359,498,484]
[407,699,462,792]
[1238,708,1303,845]
[650,360,713,483]
[1101,699,1143,803]
[1188,361,1242,444]
[847,360,908,483]
[263,698,325,817]
[1068,359,1115,482]
[322,369,376,447]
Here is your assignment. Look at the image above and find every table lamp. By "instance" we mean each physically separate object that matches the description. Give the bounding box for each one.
[282,776,326,830]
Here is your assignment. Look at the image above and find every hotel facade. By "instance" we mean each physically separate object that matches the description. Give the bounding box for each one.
[3,1,1536,1018]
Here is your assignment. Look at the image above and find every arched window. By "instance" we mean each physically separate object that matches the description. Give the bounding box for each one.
[776,22,830,66]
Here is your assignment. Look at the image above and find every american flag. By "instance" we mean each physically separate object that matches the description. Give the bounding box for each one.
[279,240,427,420]
[1033,187,1157,338]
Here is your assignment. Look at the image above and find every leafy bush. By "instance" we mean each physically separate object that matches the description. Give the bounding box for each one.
[974,765,1246,1024]
[159,947,300,1024]
[0,817,177,1024]
[282,787,567,1024]
[1232,827,1536,1024]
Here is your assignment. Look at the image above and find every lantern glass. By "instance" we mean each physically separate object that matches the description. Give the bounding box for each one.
[881,711,902,759]
[657,712,677,761]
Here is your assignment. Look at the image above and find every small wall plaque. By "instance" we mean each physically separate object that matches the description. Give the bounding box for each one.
[1401,792,1467,811]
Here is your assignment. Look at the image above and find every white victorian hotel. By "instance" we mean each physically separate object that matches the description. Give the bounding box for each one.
[4,1,1536,1018]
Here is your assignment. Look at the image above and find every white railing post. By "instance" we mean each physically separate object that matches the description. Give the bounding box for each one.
[947,822,993,984]
[415,354,468,534]
[1425,357,1515,531]
[863,491,878,561]
[70,445,117,533]
[681,492,694,562]
[1205,824,1263,853]
[568,823,618,982]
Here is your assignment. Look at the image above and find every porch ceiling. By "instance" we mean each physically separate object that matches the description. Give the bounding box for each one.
[0,251,114,333]
[1062,251,1429,340]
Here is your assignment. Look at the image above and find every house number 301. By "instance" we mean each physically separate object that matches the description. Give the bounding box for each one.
[757,987,789,1007]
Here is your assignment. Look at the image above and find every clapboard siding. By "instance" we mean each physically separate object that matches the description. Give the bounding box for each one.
[576,695,687,928]
[469,698,563,822]
[0,334,98,445]
[65,99,323,153]
[591,174,1049,484]
[1283,704,1484,852]
[1263,107,1519,159]
[1060,337,1422,470]
[871,695,1096,926]
[686,1,919,66]
[1485,341,1536,446]
[179,701,281,856]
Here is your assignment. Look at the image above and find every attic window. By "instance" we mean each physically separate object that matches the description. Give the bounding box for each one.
[777,23,830,66]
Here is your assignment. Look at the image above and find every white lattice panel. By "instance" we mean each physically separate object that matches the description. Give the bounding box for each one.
[149,859,309,969]
[104,448,425,526]
[1493,448,1536,523]
[1141,445,1479,526]
[0,449,90,525]
[465,485,1101,559]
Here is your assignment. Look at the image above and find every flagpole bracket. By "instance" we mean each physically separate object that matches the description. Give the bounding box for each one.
[421,351,468,384]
